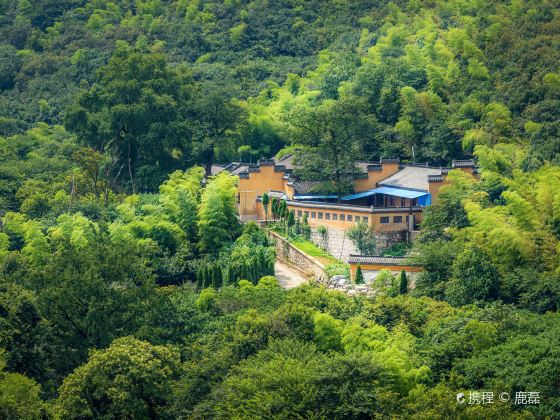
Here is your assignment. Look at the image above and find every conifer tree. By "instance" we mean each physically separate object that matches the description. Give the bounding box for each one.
[355,265,364,284]
[271,197,278,219]
[262,192,270,222]
[399,270,408,294]
[212,264,223,288]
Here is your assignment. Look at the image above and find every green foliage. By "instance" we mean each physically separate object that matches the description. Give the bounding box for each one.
[399,270,408,295]
[55,336,180,419]
[198,171,239,253]
[0,1,560,417]
[0,369,44,420]
[313,312,343,352]
[65,44,195,193]
[354,265,365,285]
[324,262,350,279]
[445,245,500,306]
[196,288,218,312]
[288,96,376,197]
[346,221,377,255]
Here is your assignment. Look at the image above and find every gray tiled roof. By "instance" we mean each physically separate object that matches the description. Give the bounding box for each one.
[291,180,327,194]
[378,166,442,192]
[275,154,296,170]
[210,164,227,175]
[230,164,253,175]
[452,159,475,168]
[348,255,416,265]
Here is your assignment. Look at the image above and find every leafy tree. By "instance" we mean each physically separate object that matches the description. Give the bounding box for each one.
[1,214,157,375]
[65,44,194,193]
[445,245,501,306]
[0,44,21,90]
[346,221,376,255]
[198,172,239,253]
[199,339,389,419]
[288,97,376,199]
[313,312,343,352]
[190,81,247,176]
[0,351,44,420]
[55,337,180,419]
[0,283,53,385]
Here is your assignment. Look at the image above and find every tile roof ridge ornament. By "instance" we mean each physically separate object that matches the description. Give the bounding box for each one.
[258,158,275,166]
[380,157,400,164]
[452,159,476,168]
[366,164,383,171]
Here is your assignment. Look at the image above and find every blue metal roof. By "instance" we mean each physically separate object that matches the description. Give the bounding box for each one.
[293,194,338,200]
[342,187,429,201]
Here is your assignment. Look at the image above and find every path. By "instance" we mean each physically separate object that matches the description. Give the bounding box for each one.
[275,260,309,289]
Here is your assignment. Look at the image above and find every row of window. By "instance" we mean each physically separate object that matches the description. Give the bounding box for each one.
[297,209,368,224]
[295,209,409,225]
[380,216,407,224]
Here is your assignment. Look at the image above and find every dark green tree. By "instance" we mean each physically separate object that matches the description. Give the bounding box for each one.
[399,270,408,295]
[65,44,194,193]
[262,192,270,221]
[190,81,247,176]
[346,222,376,255]
[288,96,376,199]
[355,265,365,284]
[55,337,180,419]
[445,245,501,306]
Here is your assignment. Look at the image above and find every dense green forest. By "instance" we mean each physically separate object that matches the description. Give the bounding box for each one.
[1,0,560,418]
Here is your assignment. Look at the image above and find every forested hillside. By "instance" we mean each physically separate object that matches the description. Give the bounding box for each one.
[1,0,560,418]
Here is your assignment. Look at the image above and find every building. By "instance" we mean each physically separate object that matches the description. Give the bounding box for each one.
[214,155,477,236]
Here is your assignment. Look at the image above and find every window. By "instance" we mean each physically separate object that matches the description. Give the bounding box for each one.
[332,213,338,221]
[393,216,403,223]
[318,212,323,219]
[325,213,330,220]
[380,216,390,224]
[355,216,360,223]
[311,212,316,218]
[340,214,346,221]
[304,211,309,217]
[297,210,302,217]
[401,197,406,207]
[347,215,353,222]
[362,217,368,224]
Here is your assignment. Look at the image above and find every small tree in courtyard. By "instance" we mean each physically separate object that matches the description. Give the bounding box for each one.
[262,192,270,222]
[355,265,365,284]
[301,214,311,239]
[346,221,376,255]
[288,209,295,235]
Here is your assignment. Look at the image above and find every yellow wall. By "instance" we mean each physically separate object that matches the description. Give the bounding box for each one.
[354,162,400,192]
[238,165,286,216]
[287,203,422,233]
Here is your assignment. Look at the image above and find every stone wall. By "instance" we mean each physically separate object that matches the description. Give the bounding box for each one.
[310,228,358,262]
[309,227,408,262]
[268,231,327,283]
[375,230,408,250]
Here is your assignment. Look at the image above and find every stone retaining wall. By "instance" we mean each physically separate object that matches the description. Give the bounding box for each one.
[268,231,327,283]
[310,228,358,262]
[310,227,408,262]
